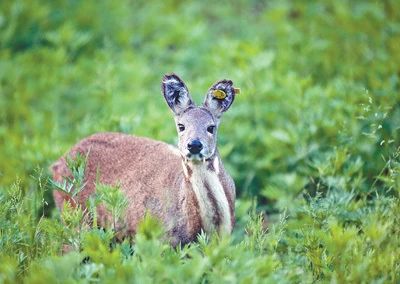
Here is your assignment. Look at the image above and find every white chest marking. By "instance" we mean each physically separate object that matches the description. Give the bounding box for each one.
[190,162,231,235]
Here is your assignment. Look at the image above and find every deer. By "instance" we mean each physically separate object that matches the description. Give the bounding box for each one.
[51,74,238,246]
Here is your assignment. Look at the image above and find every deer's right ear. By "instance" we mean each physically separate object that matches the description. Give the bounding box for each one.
[162,74,194,115]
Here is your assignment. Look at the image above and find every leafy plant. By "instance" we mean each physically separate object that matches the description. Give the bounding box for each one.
[49,152,88,205]
[95,182,128,232]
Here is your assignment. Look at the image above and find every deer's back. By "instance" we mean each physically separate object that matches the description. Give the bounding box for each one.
[52,132,195,241]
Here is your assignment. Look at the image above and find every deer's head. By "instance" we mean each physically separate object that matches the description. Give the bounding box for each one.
[162,74,237,163]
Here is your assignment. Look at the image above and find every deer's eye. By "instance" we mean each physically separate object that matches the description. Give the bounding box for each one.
[207,125,216,134]
[178,124,185,132]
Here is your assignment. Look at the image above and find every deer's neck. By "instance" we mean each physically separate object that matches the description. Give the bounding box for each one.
[182,154,232,235]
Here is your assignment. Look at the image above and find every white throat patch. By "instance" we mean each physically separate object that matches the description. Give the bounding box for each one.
[188,158,231,235]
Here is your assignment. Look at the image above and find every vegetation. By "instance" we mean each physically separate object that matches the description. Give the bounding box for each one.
[0,0,399,282]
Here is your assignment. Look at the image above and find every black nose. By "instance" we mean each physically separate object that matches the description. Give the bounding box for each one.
[188,140,203,154]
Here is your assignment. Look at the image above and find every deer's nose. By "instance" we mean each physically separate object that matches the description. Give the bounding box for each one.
[188,140,203,154]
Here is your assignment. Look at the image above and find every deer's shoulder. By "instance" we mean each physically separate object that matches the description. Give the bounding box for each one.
[69,132,179,159]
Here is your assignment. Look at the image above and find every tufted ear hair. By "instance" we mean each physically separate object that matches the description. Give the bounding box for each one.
[162,74,194,115]
[203,79,236,119]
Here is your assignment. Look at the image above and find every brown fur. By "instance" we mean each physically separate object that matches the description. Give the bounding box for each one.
[52,132,235,245]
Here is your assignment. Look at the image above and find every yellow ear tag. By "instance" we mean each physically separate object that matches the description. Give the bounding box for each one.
[212,89,227,100]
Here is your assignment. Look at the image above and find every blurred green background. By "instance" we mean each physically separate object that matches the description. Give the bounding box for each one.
[0,0,399,281]
[1,0,399,211]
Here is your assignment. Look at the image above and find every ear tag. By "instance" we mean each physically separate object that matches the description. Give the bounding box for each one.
[212,89,227,100]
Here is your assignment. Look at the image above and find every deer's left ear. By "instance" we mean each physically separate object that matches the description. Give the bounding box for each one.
[203,79,237,118]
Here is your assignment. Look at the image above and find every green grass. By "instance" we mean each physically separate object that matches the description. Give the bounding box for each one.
[0,0,399,282]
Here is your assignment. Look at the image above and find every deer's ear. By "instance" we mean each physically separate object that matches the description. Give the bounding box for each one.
[162,74,194,115]
[203,79,236,118]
